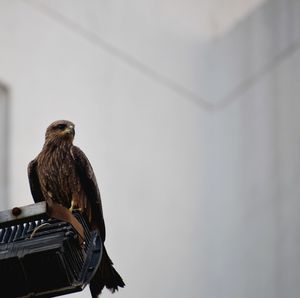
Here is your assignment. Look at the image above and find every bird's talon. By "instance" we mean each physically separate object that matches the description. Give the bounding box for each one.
[69,200,75,213]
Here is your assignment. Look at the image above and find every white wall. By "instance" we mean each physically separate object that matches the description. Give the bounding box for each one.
[0,84,9,210]
[0,0,300,297]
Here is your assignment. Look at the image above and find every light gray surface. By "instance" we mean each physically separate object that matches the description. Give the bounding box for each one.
[0,0,300,297]
[0,201,46,228]
[0,85,8,210]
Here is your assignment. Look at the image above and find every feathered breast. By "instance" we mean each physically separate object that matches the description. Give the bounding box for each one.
[36,143,81,209]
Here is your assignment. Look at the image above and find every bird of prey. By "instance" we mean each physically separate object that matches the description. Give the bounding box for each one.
[27,120,125,297]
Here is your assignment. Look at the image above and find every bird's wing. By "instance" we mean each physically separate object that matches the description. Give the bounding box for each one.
[27,158,45,203]
[71,146,106,242]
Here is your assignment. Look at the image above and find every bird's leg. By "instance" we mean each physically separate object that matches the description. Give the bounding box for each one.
[69,200,75,213]
[69,199,82,213]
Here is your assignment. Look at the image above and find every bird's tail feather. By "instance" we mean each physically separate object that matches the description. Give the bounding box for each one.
[90,245,125,297]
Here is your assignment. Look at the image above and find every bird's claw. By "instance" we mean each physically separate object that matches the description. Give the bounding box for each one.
[69,201,82,213]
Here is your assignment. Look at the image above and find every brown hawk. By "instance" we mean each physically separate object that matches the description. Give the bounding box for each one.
[27,120,125,297]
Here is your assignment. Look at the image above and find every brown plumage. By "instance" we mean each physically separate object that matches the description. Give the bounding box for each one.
[27,120,125,297]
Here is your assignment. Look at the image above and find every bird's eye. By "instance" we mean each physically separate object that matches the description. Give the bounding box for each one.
[57,124,66,130]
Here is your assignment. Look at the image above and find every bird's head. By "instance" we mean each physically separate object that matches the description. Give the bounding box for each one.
[45,120,75,145]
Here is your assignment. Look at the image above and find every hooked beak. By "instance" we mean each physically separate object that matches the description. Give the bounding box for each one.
[65,125,75,136]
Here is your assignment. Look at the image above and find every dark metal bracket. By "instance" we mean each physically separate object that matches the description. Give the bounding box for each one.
[0,202,102,297]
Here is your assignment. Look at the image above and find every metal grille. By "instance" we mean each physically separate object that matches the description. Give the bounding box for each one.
[0,209,101,298]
